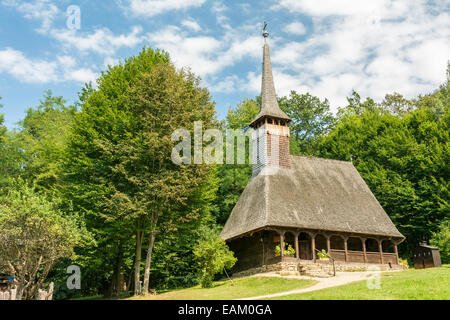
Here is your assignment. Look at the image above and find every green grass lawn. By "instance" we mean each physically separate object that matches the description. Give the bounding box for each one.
[266,267,450,300]
[128,276,317,300]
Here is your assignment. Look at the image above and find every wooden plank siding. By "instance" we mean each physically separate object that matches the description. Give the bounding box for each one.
[382,253,397,265]
[329,249,346,261]
[366,252,382,264]
[347,250,365,263]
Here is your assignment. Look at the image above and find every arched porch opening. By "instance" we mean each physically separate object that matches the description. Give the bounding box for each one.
[329,235,346,261]
[298,232,312,260]
[347,237,364,263]
[315,234,327,258]
[382,240,395,253]
[330,235,345,250]
[365,237,382,264]
[283,231,296,257]
[347,237,363,251]
[365,238,379,252]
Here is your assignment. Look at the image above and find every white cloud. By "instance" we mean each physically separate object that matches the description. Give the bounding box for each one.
[268,0,450,111]
[126,0,205,17]
[147,24,262,79]
[284,22,307,36]
[0,48,97,84]
[273,0,393,17]
[50,26,144,55]
[211,1,230,28]
[64,67,98,83]
[209,75,239,93]
[0,47,58,83]
[181,19,201,32]
[2,0,59,33]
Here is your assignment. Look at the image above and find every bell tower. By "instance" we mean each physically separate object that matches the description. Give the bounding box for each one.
[250,23,291,177]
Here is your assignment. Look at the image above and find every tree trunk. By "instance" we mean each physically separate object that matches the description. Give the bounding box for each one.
[125,269,132,297]
[142,231,156,295]
[112,241,124,297]
[133,231,143,296]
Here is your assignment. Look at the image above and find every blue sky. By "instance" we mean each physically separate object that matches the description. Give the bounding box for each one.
[0,0,449,128]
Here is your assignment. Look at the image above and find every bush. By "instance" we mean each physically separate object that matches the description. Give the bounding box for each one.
[430,220,450,264]
[193,235,237,288]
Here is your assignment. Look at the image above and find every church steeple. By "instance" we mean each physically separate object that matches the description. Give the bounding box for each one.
[251,23,291,178]
[250,22,291,128]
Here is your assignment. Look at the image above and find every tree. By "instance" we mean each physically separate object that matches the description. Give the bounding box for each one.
[193,234,236,288]
[337,90,377,119]
[430,220,450,264]
[62,47,217,296]
[279,91,335,155]
[0,95,5,140]
[17,90,76,191]
[226,98,259,130]
[0,180,86,300]
[318,89,449,256]
[381,93,415,116]
[212,99,258,225]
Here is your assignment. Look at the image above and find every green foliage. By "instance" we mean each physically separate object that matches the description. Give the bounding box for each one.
[226,98,259,130]
[430,220,450,264]
[17,90,76,190]
[381,93,415,116]
[317,249,329,259]
[0,180,88,299]
[212,99,257,225]
[279,91,335,155]
[319,86,449,257]
[0,95,5,139]
[274,242,295,256]
[193,234,236,288]
[61,46,217,296]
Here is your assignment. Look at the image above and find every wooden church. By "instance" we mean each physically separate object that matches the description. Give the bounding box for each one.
[220,26,405,273]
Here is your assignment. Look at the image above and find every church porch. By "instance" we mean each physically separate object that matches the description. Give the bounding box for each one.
[228,228,403,274]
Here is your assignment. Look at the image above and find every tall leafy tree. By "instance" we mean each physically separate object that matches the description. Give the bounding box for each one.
[0,97,25,187]
[17,90,76,190]
[62,47,217,296]
[212,99,258,225]
[279,91,335,155]
[318,87,449,256]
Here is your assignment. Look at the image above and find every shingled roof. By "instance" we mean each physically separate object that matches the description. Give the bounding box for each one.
[220,155,405,241]
[250,41,290,127]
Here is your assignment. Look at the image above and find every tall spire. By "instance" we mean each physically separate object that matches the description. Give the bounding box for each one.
[250,22,290,127]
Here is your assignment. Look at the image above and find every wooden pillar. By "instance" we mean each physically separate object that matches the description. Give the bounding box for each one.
[326,235,331,254]
[279,231,285,258]
[311,234,316,263]
[378,239,384,264]
[362,237,367,264]
[394,242,399,265]
[294,232,299,259]
[343,236,348,262]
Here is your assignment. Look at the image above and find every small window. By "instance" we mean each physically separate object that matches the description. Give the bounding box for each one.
[268,118,273,124]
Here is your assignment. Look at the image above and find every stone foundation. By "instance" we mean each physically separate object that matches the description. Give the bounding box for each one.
[232,260,405,278]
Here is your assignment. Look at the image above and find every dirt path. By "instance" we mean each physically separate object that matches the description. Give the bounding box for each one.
[238,271,393,300]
